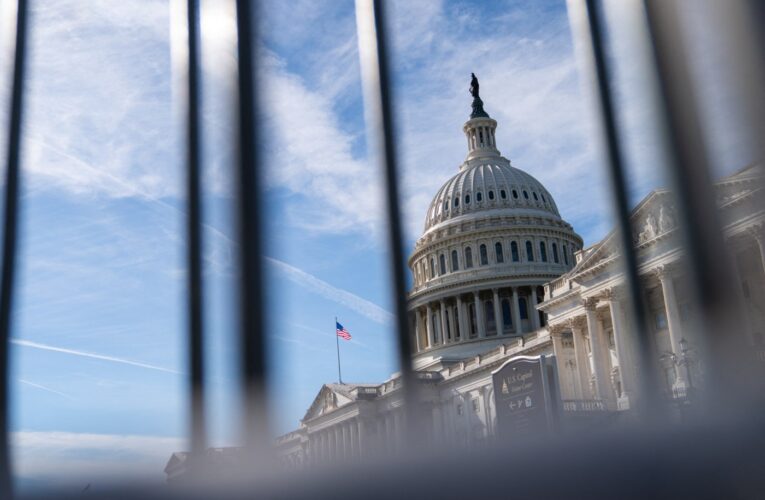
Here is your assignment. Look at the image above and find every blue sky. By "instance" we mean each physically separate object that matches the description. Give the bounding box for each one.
[0,0,757,492]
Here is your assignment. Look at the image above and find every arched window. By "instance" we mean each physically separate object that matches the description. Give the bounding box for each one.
[523,190,529,199]
[476,192,482,202]
[533,192,538,201]
[451,250,459,271]
[511,241,519,262]
[465,194,471,205]
[552,242,559,263]
[444,200,449,211]
[540,241,547,262]
[479,244,489,266]
[465,247,473,268]
[500,189,507,199]
[512,189,518,199]
[563,244,569,265]
[502,299,512,327]
[454,197,459,207]
[519,297,529,320]
[430,258,435,278]
[495,242,504,263]
[488,190,494,200]
[526,241,534,261]
[439,254,446,275]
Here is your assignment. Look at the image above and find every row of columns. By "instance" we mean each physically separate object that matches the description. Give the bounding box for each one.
[554,267,692,409]
[309,418,363,462]
[412,285,544,352]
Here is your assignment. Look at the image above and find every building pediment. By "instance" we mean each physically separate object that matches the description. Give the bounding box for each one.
[301,383,376,423]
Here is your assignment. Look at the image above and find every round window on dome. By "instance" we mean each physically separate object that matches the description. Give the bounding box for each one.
[533,192,538,201]
[488,190,494,200]
[512,190,518,199]
[500,190,507,199]
[465,194,471,205]
[476,192,482,202]
[523,190,529,199]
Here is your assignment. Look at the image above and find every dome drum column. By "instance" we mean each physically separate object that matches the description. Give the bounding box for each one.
[474,291,487,338]
[439,300,449,345]
[511,287,523,335]
[414,309,423,352]
[426,304,435,348]
[447,302,456,344]
[531,287,541,331]
[456,295,467,342]
[492,288,503,336]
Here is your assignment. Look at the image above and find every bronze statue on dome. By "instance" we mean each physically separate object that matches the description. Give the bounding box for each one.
[470,73,480,98]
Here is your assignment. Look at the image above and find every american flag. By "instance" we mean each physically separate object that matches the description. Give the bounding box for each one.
[336,322,352,341]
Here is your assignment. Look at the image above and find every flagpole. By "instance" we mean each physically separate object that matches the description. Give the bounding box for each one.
[335,316,343,384]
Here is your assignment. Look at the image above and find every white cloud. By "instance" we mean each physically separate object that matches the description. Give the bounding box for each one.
[265,257,393,325]
[11,339,181,375]
[12,431,184,488]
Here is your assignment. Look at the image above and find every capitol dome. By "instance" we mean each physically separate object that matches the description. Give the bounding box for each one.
[424,162,561,232]
[407,79,583,367]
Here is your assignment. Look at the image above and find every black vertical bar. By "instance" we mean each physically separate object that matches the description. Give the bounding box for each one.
[185,0,206,458]
[234,0,270,451]
[581,0,663,418]
[642,0,746,405]
[368,0,419,438]
[0,0,28,496]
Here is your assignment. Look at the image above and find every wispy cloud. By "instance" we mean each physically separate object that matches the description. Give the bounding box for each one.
[17,379,76,401]
[11,339,181,375]
[266,257,393,325]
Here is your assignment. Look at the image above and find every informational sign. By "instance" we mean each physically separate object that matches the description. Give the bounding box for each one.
[492,355,559,440]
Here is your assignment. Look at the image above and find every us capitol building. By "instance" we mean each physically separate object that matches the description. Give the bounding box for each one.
[165,79,765,479]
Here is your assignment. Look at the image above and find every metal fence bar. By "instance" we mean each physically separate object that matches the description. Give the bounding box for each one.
[354,0,419,441]
[641,0,747,407]
[233,0,270,452]
[570,0,663,418]
[184,0,206,458]
[0,0,28,496]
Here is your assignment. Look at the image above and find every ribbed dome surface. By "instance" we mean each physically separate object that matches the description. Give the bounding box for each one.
[424,162,560,231]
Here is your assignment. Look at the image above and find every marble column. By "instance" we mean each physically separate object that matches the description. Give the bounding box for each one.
[493,288,503,335]
[456,295,466,341]
[447,303,456,343]
[568,318,592,399]
[356,418,365,456]
[584,298,612,403]
[474,291,487,338]
[656,266,690,392]
[343,423,351,459]
[511,287,522,334]
[426,304,435,348]
[604,289,635,408]
[549,328,566,395]
[440,299,449,344]
[531,287,541,331]
[414,309,422,352]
